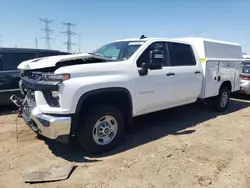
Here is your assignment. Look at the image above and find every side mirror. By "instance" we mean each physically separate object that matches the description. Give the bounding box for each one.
[147,50,164,70]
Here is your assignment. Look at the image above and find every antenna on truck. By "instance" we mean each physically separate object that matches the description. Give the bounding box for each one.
[140,35,147,39]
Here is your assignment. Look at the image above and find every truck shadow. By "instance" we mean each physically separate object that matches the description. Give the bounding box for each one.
[103,97,250,157]
[45,97,250,162]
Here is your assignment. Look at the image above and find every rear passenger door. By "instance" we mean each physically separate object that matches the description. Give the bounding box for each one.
[167,42,202,104]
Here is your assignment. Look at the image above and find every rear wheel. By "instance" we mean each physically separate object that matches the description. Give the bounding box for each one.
[77,104,125,154]
[212,87,230,112]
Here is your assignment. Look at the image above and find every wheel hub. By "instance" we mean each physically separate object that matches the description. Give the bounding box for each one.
[98,122,111,136]
[93,115,118,145]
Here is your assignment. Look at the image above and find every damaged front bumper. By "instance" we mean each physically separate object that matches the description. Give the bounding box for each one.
[30,106,71,143]
[11,95,72,143]
[10,72,72,143]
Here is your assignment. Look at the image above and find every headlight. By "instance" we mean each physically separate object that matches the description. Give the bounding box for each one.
[42,74,70,82]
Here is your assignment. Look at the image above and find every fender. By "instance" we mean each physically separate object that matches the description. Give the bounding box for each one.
[71,87,133,134]
[219,80,232,94]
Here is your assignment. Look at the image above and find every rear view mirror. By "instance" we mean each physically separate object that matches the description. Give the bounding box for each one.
[147,50,164,70]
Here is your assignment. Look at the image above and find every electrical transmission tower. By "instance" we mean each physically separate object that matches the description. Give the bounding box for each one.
[39,18,53,49]
[62,22,76,53]
[78,34,81,53]
[0,36,3,47]
[35,37,38,49]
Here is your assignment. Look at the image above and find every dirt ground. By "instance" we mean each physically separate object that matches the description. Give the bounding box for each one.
[1,95,250,188]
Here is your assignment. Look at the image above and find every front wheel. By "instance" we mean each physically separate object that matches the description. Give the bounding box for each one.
[77,104,125,154]
[212,87,230,112]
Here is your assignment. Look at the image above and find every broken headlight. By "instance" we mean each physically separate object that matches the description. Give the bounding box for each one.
[43,91,60,107]
[52,91,60,103]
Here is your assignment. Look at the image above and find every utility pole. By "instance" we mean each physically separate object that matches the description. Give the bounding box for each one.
[39,17,53,49]
[78,34,81,53]
[35,36,38,49]
[62,22,76,53]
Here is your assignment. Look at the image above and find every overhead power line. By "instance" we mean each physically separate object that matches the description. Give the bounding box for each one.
[39,17,54,49]
[62,22,76,53]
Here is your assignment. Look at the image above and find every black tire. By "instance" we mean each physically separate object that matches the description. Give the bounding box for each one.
[212,87,230,112]
[77,104,125,154]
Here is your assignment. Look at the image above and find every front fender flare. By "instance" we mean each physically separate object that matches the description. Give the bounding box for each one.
[71,87,133,133]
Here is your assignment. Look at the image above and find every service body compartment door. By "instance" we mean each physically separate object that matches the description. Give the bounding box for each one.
[218,61,242,92]
[204,60,242,98]
[204,60,221,98]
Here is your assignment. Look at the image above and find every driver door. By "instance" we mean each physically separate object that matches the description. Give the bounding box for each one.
[134,41,176,115]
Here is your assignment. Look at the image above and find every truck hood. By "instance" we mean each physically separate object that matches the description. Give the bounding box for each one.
[17,53,112,70]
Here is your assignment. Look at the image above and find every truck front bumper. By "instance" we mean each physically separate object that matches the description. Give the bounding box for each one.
[30,107,72,143]
[11,73,73,143]
[11,94,72,143]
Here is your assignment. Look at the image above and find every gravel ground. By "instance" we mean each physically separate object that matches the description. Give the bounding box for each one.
[1,95,250,188]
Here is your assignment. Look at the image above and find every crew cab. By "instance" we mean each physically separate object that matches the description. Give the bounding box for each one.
[11,36,243,154]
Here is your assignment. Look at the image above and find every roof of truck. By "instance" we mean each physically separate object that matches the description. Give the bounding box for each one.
[113,38,149,42]
[177,37,242,59]
[111,37,243,59]
[113,37,240,46]
[174,37,241,46]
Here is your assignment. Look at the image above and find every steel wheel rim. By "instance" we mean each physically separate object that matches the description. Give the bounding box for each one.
[221,92,228,107]
[93,115,118,145]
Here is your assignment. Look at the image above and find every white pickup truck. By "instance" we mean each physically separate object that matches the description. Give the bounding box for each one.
[11,36,243,154]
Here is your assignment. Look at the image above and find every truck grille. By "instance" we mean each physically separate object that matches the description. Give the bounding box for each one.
[20,70,60,107]
[21,71,42,80]
[22,79,33,89]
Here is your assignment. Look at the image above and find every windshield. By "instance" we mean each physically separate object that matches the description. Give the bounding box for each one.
[91,41,145,61]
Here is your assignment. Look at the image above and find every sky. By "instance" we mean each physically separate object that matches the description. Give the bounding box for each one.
[1,0,250,53]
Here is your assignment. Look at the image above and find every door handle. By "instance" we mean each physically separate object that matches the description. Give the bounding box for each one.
[166,72,175,76]
[195,71,201,74]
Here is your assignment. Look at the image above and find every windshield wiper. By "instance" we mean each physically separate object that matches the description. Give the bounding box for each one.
[88,52,104,57]
[88,52,115,61]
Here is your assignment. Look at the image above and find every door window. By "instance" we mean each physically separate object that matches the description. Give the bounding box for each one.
[167,42,196,66]
[1,53,36,70]
[136,42,170,68]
